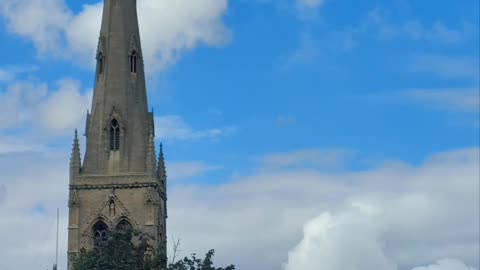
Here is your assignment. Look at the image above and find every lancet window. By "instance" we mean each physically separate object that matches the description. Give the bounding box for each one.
[97,53,104,75]
[116,219,133,232]
[93,221,109,247]
[129,50,137,74]
[110,119,120,151]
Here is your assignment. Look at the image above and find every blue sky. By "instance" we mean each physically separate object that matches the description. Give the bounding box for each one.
[0,0,478,270]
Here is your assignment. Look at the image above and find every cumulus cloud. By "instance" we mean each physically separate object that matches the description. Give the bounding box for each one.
[38,80,92,132]
[283,207,397,270]
[0,151,69,270]
[283,206,479,270]
[0,0,230,74]
[0,78,91,135]
[168,148,479,270]
[0,147,478,270]
[155,115,237,142]
[0,0,71,54]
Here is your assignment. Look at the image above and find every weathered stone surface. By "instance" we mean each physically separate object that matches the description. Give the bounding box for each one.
[67,1,167,269]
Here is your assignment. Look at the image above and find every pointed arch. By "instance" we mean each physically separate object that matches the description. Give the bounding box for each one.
[116,218,133,232]
[110,118,120,151]
[129,50,138,74]
[92,220,109,247]
[97,52,104,75]
[96,35,106,77]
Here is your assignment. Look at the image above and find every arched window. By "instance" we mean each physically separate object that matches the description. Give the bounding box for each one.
[116,219,133,232]
[97,53,104,75]
[110,119,120,151]
[129,50,137,73]
[92,221,108,247]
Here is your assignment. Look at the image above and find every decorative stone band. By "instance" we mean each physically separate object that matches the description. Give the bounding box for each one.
[70,182,167,201]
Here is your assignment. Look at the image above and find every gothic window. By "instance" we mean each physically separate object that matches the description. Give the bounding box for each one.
[97,53,104,75]
[92,221,108,247]
[130,50,137,74]
[110,119,120,151]
[116,219,133,232]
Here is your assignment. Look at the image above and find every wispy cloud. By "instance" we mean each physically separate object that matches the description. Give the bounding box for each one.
[259,148,350,170]
[168,162,223,181]
[155,115,237,142]
[402,89,479,113]
[0,69,13,83]
[275,115,297,127]
[410,54,479,80]
[280,30,354,70]
[367,8,478,45]
[296,0,324,9]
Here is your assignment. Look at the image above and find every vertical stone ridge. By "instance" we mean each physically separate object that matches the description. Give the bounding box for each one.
[146,130,157,177]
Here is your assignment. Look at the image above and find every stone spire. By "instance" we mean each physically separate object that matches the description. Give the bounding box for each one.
[157,143,167,187]
[70,129,81,179]
[82,0,153,174]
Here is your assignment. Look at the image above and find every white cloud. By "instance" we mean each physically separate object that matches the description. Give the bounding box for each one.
[0,147,478,270]
[155,115,237,142]
[283,208,397,270]
[412,259,477,270]
[38,79,92,133]
[0,78,91,135]
[0,151,69,270]
[0,135,48,154]
[402,89,480,112]
[167,148,479,270]
[0,0,230,74]
[0,0,71,55]
[283,208,478,270]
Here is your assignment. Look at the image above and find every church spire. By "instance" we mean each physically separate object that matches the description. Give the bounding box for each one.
[82,0,153,174]
[70,129,81,179]
[157,143,167,188]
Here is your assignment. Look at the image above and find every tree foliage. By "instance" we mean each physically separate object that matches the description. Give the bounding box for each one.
[72,229,235,270]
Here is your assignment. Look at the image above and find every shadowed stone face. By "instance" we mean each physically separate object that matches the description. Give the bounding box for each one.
[67,1,167,269]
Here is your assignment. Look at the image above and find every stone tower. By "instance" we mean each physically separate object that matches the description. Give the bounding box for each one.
[67,0,167,268]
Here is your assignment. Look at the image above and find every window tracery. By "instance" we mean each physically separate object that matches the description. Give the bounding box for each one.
[92,221,108,247]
